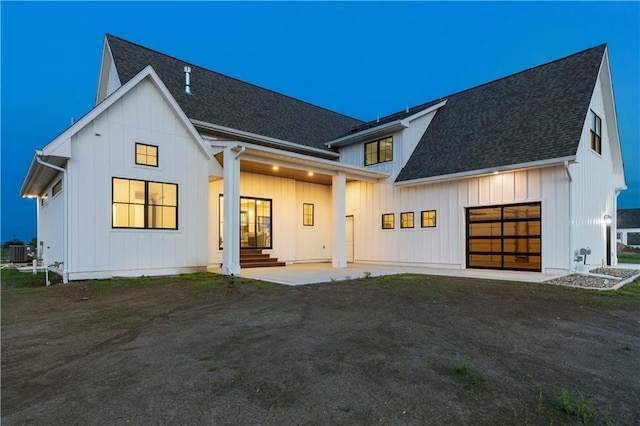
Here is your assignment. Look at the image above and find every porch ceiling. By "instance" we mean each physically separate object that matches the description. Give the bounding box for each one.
[214,147,388,185]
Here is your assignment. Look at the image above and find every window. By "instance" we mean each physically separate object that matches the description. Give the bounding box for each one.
[589,111,601,154]
[382,213,395,229]
[112,178,177,229]
[303,203,314,226]
[52,180,63,196]
[135,143,158,167]
[364,137,393,166]
[40,193,48,206]
[421,210,437,228]
[616,232,622,241]
[400,212,414,228]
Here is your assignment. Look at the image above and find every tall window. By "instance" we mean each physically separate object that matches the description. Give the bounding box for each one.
[135,143,158,167]
[303,203,314,226]
[112,178,177,229]
[364,137,393,166]
[589,111,601,154]
[382,213,395,229]
[401,212,414,228]
[421,210,437,228]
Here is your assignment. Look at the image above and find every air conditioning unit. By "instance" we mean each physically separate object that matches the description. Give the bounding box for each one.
[9,245,28,263]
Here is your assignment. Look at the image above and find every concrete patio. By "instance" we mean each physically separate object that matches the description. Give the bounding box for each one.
[210,262,559,286]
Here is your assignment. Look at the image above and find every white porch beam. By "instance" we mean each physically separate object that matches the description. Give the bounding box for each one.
[222,147,242,275]
[332,172,347,268]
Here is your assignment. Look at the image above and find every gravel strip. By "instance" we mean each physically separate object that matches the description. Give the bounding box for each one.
[544,268,640,289]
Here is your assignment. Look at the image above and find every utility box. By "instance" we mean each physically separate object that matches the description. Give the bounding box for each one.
[9,245,28,263]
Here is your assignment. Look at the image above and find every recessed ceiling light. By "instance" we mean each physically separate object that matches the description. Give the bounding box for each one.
[307,172,314,177]
[272,166,279,171]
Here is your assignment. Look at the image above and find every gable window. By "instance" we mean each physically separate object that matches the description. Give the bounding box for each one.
[112,178,177,229]
[401,212,414,229]
[589,111,601,154]
[364,137,393,166]
[382,213,395,229]
[421,210,437,228]
[303,203,314,226]
[135,143,158,167]
[52,180,63,197]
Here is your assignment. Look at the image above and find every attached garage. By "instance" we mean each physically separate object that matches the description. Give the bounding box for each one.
[466,203,542,271]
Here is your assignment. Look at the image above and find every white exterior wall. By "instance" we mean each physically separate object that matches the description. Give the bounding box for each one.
[345,166,569,272]
[338,111,436,179]
[38,175,65,266]
[208,172,333,265]
[65,78,210,279]
[568,73,617,268]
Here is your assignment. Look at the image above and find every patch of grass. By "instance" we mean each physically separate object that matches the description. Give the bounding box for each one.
[453,360,487,389]
[617,252,640,264]
[556,387,595,424]
[536,389,545,413]
[14,286,49,295]
[189,276,227,295]
[1,269,48,288]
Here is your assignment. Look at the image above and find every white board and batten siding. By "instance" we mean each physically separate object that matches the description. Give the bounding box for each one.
[466,167,570,274]
[568,73,618,267]
[208,172,333,266]
[66,77,210,279]
[38,174,65,266]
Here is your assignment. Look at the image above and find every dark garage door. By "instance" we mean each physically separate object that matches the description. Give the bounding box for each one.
[467,202,541,271]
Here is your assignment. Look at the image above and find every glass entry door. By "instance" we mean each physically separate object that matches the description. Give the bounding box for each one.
[240,197,272,249]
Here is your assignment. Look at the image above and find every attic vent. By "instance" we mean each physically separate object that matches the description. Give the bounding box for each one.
[184,66,192,95]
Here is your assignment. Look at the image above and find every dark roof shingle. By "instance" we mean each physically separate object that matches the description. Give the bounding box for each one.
[106,34,363,151]
[396,44,606,182]
[618,209,640,229]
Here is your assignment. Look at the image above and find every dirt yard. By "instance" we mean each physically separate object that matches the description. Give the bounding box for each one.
[2,270,639,425]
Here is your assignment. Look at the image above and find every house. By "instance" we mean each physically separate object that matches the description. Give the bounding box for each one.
[617,209,640,247]
[20,35,626,283]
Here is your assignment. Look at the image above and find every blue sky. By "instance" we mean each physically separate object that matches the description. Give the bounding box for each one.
[1,1,639,242]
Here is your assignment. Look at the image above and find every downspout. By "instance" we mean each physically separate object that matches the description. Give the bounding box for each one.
[564,161,573,273]
[35,151,68,284]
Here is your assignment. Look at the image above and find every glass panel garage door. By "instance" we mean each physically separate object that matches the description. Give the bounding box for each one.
[467,203,541,271]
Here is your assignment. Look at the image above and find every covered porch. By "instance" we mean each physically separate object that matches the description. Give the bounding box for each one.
[208,142,388,276]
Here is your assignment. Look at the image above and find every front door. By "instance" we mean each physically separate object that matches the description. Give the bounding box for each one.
[240,197,272,249]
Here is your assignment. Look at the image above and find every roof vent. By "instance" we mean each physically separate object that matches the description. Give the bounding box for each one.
[184,66,192,95]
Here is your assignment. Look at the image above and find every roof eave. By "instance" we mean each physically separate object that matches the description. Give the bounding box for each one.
[20,153,69,197]
[191,119,340,160]
[325,100,448,148]
[394,156,577,187]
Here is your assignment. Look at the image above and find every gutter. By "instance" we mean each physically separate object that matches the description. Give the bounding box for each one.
[395,156,577,187]
[35,151,69,284]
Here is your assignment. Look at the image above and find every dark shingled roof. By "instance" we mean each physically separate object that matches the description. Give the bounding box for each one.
[618,209,640,229]
[106,34,363,151]
[396,44,606,182]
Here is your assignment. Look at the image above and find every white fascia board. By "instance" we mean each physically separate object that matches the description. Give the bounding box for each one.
[324,120,408,148]
[95,37,121,105]
[40,66,211,159]
[394,156,577,187]
[20,154,68,197]
[191,119,339,159]
[600,49,626,189]
[220,142,389,181]
[324,100,448,148]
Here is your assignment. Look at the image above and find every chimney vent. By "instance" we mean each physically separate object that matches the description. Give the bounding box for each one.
[184,66,192,94]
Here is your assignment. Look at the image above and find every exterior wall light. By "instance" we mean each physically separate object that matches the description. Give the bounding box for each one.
[603,214,612,225]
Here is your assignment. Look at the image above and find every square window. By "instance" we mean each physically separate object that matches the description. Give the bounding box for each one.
[382,213,395,229]
[303,203,314,226]
[421,210,437,228]
[364,137,393,166]
[135,143,158,167]
[401,212,414,228]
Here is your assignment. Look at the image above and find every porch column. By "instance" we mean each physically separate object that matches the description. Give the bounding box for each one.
[222,147,241,275]
[332,171,347,267]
